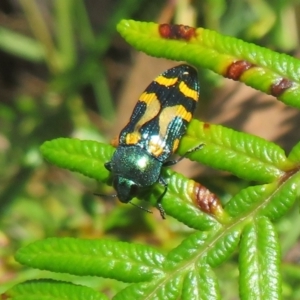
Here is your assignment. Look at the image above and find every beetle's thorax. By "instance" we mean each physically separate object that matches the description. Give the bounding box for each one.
[109,145,163,187]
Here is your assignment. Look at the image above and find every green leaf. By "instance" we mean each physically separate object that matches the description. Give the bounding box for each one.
[114,254,222,300]
[114,262,220,300]
[15,238,165,283]
[40,138,114,182]
[113,275,184,300]
[259,170,300,221]
[182,265,221,300]
[206,227,242,267]
[40,138,220,226]
[165,231,211,267]
[225,183,276,217]
[164,221,241,270]
[5,279,108,300]
[117,19,300,108]
[287,141,300,163]
[179,120,290,183]
[113,233,221,299]
[225,170,299,222]
[196,262,221,300]
[151,168,222,230]
[40,138,222,228]
[40,127,293,226]
[182,270,203,300]
[239,217,281,299]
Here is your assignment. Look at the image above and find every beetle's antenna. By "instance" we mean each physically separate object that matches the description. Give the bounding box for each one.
[129,202,153,214]
[157,203,166,219]
[94,193,117,198]
[95,194,152,214]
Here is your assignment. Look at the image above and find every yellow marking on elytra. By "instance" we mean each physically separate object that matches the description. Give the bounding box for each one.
[148,137,165,157]
[126,132,141,145]
[139,92,158,105]
[155,75,178,87]
[135,92,161,130]
[148,104,190,156]
[158,105,192,138]
[179,81,198,101]
[172,138,180,152]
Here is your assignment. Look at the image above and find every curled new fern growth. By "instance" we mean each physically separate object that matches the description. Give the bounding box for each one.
[4,20,300,300]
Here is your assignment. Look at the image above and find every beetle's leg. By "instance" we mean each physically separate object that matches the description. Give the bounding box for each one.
[163,143,204,167]
[157,176,168,219]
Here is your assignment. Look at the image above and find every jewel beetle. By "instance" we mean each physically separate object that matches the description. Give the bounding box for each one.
[105,64,200,218]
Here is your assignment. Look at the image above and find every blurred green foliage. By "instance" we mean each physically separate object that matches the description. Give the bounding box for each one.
[0,0,300,299]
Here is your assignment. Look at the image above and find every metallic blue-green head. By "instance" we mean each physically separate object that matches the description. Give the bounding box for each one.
[105,145,163,203]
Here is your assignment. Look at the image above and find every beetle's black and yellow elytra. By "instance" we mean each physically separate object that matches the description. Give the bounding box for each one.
[105,64,200,218]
